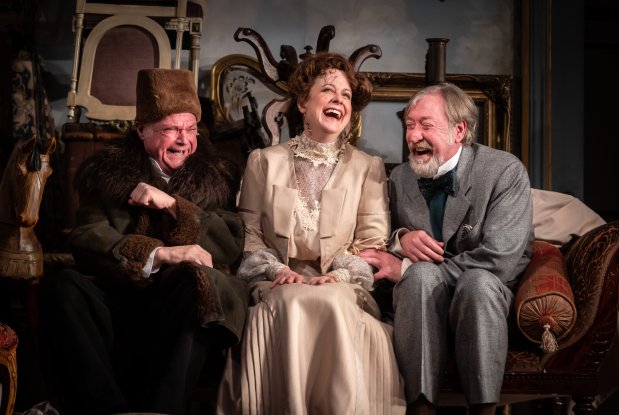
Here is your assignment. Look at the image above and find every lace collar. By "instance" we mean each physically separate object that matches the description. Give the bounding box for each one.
[288,132,346,167]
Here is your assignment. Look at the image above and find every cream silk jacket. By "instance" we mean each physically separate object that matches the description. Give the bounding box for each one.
[238,141,390,274]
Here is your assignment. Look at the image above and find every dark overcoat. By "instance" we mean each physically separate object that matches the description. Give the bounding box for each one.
[69,132,248,346]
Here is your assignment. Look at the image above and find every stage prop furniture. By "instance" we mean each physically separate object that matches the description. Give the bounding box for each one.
[66,0,204,121]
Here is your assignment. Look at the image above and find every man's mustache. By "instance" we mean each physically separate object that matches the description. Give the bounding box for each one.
[409,140,433,152]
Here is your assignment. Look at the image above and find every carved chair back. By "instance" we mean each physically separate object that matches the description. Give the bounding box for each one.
[210,26,382,149]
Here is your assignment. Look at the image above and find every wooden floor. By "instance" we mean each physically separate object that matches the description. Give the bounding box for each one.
[438,392,576,415]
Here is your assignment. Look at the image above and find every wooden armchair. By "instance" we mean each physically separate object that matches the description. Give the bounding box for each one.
[66,0,204,122]
[440,221,619,414]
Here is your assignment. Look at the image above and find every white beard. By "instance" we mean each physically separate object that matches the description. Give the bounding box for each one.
[407,131,455,178]
[409,154,440,178]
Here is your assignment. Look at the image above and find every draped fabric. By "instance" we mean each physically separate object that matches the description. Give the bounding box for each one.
[217,281,406,415]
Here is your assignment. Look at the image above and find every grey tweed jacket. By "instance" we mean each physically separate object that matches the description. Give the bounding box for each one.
[389,143,534,288]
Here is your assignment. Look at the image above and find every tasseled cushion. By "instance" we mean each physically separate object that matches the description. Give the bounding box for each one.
[514,240,576,353]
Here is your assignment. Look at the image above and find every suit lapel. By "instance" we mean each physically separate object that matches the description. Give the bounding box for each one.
[443,146,473,242]
[401,166,433,233]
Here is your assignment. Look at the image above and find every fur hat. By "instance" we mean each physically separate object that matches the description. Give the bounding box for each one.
[135,68,201,123]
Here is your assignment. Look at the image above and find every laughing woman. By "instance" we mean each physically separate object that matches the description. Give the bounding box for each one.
[217,52,405,414]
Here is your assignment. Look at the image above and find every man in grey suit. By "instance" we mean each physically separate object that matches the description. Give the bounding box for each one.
[360,83,533,415]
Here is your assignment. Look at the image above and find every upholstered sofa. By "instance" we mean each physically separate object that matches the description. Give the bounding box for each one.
[441,220,619,414]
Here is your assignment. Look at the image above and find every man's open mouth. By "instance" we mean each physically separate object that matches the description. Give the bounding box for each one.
[413,147,432,156]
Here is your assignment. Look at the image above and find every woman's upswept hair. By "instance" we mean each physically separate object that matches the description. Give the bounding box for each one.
[287,52,373,113]
[405,82,479,145]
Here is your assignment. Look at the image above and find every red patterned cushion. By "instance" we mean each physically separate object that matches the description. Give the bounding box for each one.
[514,240,576,349]
[0,322,18,350]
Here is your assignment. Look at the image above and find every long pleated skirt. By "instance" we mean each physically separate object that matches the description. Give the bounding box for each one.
[217,281,406,414]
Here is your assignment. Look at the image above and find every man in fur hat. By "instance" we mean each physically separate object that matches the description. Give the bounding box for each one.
[39,69,248,415]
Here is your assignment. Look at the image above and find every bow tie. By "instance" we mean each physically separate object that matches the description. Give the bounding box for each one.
[417,169,456,201]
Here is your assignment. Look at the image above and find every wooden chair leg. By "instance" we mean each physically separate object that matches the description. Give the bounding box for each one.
[571,396,596,415]
[545,396,570,415]
[0,323,18,415]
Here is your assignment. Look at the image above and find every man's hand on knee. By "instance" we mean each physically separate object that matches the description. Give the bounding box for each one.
[400,230,445,263]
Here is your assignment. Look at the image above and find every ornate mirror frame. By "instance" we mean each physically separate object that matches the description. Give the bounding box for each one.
[210,54,288,134]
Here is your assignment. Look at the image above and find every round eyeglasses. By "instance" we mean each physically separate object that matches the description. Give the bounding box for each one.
[154,126,199,139]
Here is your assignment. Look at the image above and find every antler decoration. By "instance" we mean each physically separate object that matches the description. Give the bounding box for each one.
[349,44,383,71]
[235,25,382,84]
[234,27,281,83]
[316,25,336,52]
[277,45,298,82]
[234,25,382,146]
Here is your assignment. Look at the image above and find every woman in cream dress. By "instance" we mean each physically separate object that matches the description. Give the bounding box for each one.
[217,52,405,414]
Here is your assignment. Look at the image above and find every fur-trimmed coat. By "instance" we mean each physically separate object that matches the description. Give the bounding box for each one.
[69,133,248,345]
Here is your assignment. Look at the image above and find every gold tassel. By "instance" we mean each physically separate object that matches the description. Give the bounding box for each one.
[541,324,558,354]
